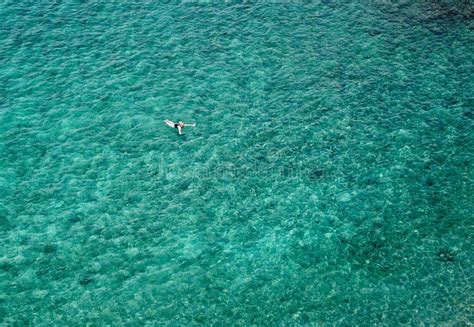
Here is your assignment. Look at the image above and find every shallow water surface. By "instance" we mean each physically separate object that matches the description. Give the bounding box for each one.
[1,1,473,325]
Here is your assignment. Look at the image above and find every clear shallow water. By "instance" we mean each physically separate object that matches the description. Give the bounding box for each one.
[1,1,473,325]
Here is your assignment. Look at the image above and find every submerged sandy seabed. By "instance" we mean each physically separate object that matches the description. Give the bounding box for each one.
[1,1,472,325]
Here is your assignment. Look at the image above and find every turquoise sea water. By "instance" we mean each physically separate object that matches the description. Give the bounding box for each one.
[1,1,473,325]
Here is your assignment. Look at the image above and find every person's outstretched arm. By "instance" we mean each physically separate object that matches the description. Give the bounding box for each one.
[184,123,196,127]
[177,126,182,135]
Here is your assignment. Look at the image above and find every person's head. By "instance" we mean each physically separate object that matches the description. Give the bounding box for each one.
[178,122,184,127]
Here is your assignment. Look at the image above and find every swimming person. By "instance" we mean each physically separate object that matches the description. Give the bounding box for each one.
[164,120,195,135]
